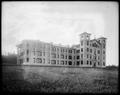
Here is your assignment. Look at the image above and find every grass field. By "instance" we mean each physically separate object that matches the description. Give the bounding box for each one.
[2,66,118,93]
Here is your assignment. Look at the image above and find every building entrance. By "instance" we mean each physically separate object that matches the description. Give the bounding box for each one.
[93,62,96,67]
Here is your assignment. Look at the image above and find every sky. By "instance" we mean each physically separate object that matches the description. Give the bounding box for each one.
[2,2,118,66]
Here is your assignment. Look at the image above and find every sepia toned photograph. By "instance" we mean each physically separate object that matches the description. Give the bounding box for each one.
[2,1,118,94]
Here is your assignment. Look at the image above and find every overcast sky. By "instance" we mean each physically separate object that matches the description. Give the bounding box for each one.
[2,2,118,66]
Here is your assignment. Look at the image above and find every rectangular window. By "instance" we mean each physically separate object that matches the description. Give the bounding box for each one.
[69,55,72,59]
[65,61,67,65]
[98,62,99,65]
[61,49,62,52]
[69,61,72,65]
[81,48,83,52]
[69,50,72,53]
[90,61,92,65]
[27,58,29,62]
[74,50,76,54]
[77,50,80,53]
[57,48,59,52]
[43,58,45,63]
[81,60,83,65]
[52,53,56,58]
[37,58,42,63]
[90,49,92,53]
[81,41,83,46]
[27,50,29,55]
[61,54,64,59]
[98,50,100,54]
[61,61,64,65]
[74,56,75,59]
[87,41,89,46]
[77,61,80,65]
[48,60,50,64]
[81,54,83,58]
[103,51,105,54]
[90,55,92,59]
[54,47,56,51]
[77,56,79,59]
[57,60,59,64]
[33,58,35,63]
[103,62,105,66]
[87,48,89,52]
[51,60,56,64]
[66,55,67,59]
[87,54,89,58]
[37,51,42,56]
[103,44,105,48]
[87,60,89,65]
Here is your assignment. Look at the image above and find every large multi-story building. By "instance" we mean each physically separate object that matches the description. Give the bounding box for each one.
[16,32,106,67]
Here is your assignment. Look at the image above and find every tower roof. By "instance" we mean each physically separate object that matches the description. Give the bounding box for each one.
[98,37,107,39]
[91,39,101,45]
[79,32,91,36]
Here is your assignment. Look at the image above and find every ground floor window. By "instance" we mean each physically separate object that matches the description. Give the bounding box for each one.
[77,56,79,59]
[69,61,72,65]
[77,61,80,65]
[87,60,89,65]
[90,61,92,65]
[19,59,23,64]
[36,58,42,63]
[103,62,105,66]
[61,60,64,65]
[51,60,56,64]
[81,60,83,65]
[48,60,50,64]
[33,58,35,63]
[26,58,29,62]
[65,61,67,65]
[93,62,96,67]
[57,60,59,64]
[98,62,100,65]
[43,58,45,63]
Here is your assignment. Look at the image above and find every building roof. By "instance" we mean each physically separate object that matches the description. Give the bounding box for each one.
[98,37,107,39]
[90,39,101,45]
[71,44,80,48]
[79,32,91,36]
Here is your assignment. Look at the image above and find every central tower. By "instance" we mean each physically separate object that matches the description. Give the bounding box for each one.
[79,32,91,66]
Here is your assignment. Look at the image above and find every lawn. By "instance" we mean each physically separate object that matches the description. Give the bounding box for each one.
[2,66,118,93]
